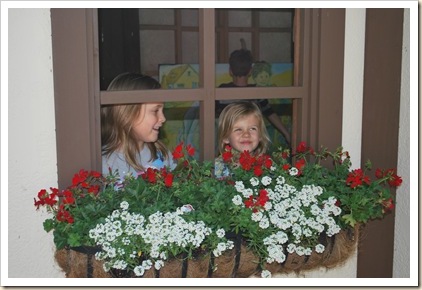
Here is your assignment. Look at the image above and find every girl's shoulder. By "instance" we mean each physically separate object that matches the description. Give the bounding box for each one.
[102,151,132,177]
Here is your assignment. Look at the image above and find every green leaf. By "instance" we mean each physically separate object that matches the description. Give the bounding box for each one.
[68,232,81,247]
[342,214,357,227]
[43,219,55,232]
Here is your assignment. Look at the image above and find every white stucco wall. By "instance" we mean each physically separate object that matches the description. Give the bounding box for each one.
[393,8,411,278]
[7,8,62,278]
[3,6,412,286]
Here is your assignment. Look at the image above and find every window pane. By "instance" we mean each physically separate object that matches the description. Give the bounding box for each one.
[259,10,292,28]
[181,9,198,27]
[139,9,174,25]
[182,31,199,64]
[228,10,252,27]
[259,32,292,63]
[140,30,175,75]
[163,101,201,158]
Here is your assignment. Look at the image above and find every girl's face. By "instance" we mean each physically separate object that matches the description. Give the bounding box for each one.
[132,103,166,147]
[255,71,270,87]
[224,114,261,153]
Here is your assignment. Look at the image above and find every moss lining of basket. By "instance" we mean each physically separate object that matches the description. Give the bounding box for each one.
[54,226,359,278]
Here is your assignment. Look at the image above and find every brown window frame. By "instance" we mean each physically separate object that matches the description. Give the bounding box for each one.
[51,8,345,191]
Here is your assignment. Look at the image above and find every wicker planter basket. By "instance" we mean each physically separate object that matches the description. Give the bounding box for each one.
[55,226,359,278]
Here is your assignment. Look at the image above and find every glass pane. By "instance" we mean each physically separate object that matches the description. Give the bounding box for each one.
[182,31,199,64]
[181,9,198,27]
[259,32,292,63]
[228,10,252,27]
[260,10,292,28]
[99,8,199,90]
[266,98,292,152]
[139,9,174,25]
[140,30,175,75]
[163,101,201,158]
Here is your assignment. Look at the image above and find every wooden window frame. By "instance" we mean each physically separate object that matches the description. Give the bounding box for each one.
[51,8,345,193]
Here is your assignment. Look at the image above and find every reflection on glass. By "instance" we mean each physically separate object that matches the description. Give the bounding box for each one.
[215,8,295,86]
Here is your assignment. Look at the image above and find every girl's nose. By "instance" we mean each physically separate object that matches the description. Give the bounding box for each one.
[242,130,250,137]
[159,112,166,123]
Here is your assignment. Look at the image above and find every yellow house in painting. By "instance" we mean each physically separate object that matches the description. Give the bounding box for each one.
[160,64,199,89]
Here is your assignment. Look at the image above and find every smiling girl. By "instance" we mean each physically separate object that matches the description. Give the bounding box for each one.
[101,73,175,178]
[215,101,270,178]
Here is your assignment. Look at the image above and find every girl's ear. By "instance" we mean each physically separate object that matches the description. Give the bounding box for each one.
[223,139,230,144]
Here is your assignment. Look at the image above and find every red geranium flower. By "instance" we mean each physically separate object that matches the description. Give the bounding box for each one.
[253,165,263,177]
[257,189,269,206]
[296,141,307,153]
[382,198,395,213]
[346,169,370,188]
[142,168,157,184]
[295,158,306,171]
[72,169,89,186]
[34,188,58,209]
[186,144,195,157]
[222,150,233,162]
[244,196,254,208]
[62,189,75,205]
[239,151,256,171]
[164,172,174,188]
[172,142,184,160]
[57,205,74,224]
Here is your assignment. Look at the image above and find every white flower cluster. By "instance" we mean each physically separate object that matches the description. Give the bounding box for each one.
[89,202,228,276]
[232,174,342,273]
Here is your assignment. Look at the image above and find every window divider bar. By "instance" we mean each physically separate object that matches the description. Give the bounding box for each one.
[100,89,205,105]
[215,86,306,100]
[199,8,216,161]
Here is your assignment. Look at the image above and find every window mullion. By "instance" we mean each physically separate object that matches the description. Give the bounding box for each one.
[199,8,216,161]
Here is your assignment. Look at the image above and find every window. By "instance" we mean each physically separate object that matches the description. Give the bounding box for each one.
[51,8,345,189]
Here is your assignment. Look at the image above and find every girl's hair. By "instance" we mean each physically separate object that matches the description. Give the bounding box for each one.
[251,61,272,80]
[101,72,169,171]
[217,101,270,155]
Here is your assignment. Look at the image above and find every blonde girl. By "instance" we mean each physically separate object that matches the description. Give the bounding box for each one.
[101,72,175,177]
[215,101,270,178]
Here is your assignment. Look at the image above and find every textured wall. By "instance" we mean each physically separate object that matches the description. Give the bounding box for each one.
[8,8,62,278]
[393,8,410,278]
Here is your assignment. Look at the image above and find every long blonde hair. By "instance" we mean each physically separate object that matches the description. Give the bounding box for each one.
[101,72,169,171]
[217,101,270,155]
